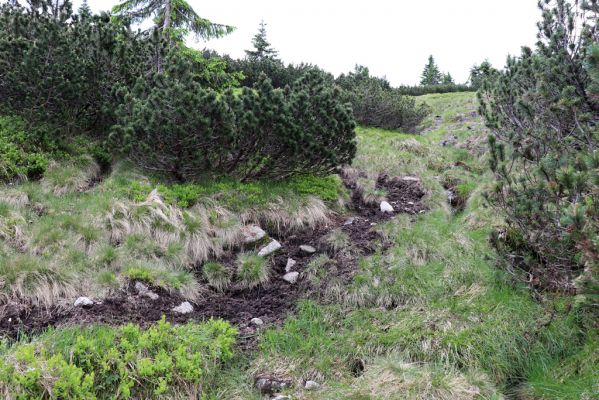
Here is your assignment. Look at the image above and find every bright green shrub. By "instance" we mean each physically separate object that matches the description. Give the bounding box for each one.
[0,317,237,399]
[0,116,48,181]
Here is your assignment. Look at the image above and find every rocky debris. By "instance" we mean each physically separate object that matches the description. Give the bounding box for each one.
[272,396,290,400]
[299,245,316,254]
[242,225,267,244]
[380,201,394,213]
[172,301,193,314]
[304,380,320,390]
[283,272,300,284]
[258,240,282,257]
[74,297,93,307]
[251,317,264,326]
[344,217,355,226]
[134,281,159,300]
[285,258,297,272]
[255,377,291,395]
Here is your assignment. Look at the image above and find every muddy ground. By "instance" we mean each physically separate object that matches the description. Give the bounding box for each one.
[0,174,426,340]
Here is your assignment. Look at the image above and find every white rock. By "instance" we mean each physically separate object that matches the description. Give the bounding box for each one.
[304,380,320,390]
[242,225,267,244]
[172,301,193,314]
[343,217,355,226]
[285,258,297,272]
[258,240,282,257]
[380,201,394,213]
[135,281,159,300]
[272,396,290,400]
[251,317,264,326]
[74,297,93,307]
[134,281,149,293]
[401,176,420,182]
[144,291,159,300]
[299,245,316,254]
[283,272,300,284]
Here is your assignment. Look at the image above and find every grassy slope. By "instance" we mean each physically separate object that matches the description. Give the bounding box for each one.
[215,92,597,399]
[1,92,596,399]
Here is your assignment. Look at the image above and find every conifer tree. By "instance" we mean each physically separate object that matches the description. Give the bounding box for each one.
[442,72,454,85]
[112,0,234,41]
[480,0,598,294]
[420,55,442,86]
[245,20,278,60]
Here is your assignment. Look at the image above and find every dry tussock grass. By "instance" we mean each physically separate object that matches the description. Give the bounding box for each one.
[42,158,101,196]
[242,196,330,235]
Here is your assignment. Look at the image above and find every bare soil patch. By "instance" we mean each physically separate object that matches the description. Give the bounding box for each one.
[0,172,427,339]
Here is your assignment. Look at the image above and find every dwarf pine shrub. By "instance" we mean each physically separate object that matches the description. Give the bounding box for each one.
[479,0,598,298]
[110,57,356,181]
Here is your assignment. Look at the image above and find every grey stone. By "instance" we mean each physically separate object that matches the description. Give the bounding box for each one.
[299,245,316,254]
[283,271,300,284]
[135,281,159,300]
[380,201,394,213]
[255,377,290,394]
[74,297,93,307]
[304,380,320,390]
[258,240,282,257]
[272,396,290,400]
[285,258,297,272]
[251,317,264,326]
[172,301,193,314]
[343,217,355,226]
[242,225,267,244]
[401,176,421,182]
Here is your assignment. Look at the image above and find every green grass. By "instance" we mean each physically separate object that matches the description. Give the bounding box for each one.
[211,91,597,398]
[1,92,595,399]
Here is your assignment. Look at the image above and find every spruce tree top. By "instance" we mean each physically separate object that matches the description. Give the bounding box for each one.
[420,55,442,86]
[245,20,278,60]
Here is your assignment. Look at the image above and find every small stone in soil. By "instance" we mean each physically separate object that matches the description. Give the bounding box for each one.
[258,240,282,257]
[304,380,320,390]
[272,396,290,400]
[283,271,300,284]
[135,281,159,300]
[285,258,297,272]
[380,201,394,213]
[300,245,316,254]
[242,224,267,244]
[344,217,355,226]
[74,297,94,307]
[172,301,193,314]
[255,377,290,394]
[251,317,264,326]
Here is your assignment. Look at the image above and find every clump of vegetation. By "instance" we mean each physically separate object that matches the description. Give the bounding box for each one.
[203,262,232,291]
[0,116,49,182]
[236,253,270,289]
[480,0,599,298]
[337,65,430,132]
[0,317,237,399]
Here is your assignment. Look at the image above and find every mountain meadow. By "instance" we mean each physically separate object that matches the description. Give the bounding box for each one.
[0,0,597,399]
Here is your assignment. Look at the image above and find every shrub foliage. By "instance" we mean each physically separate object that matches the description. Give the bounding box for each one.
[0,317,237,399]
[480,0,598,296]
[111,60,356,181]
[337,66,430,132]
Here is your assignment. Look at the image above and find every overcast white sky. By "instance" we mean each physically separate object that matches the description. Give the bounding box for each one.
[77,0,541,86]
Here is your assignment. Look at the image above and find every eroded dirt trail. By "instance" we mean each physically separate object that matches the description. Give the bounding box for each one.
[0,174,426,339]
